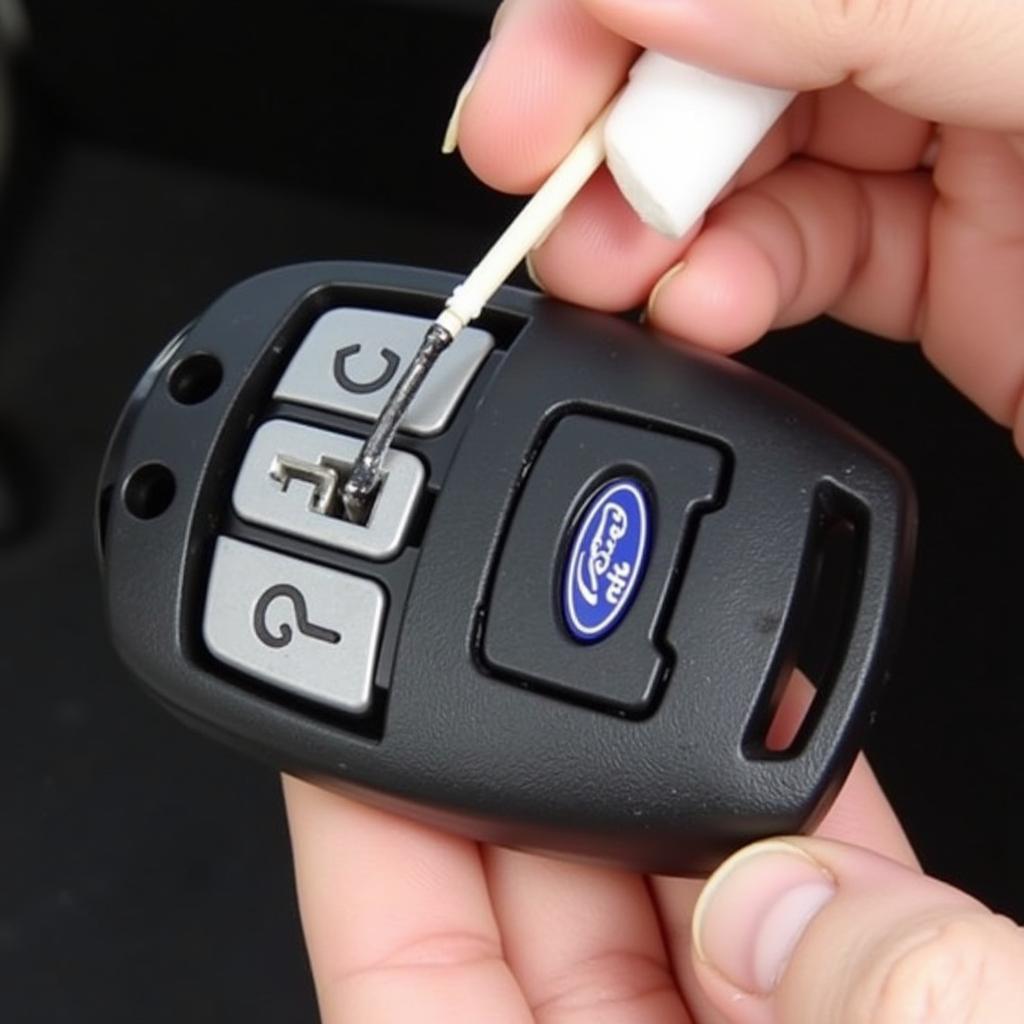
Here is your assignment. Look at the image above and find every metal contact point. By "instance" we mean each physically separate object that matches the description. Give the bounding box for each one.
[341,321,455,522]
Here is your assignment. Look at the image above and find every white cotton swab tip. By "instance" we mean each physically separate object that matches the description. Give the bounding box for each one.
[605,52,795,239]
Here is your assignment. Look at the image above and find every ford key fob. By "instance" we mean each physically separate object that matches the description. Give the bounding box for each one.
[97,261,915,875]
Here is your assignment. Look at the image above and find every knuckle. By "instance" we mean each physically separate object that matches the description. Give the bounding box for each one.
[861,915,1013,1024]
[812,0,892,35]
[809,0,924,70]
[341,929,504,983]
[799,0,882,81]
[319,929,509,1019]
[531,950,679,1021]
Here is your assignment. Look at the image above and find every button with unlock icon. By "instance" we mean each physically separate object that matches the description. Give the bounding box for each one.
[203,537,386,713]
[275,307,494,436]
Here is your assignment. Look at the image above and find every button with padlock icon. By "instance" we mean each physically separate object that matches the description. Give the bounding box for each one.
[203,537,386,713]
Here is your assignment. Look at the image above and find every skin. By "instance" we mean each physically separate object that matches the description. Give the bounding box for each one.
[285,1,1024,1019]
[455,0,1024,454]
[284,679,919,1024]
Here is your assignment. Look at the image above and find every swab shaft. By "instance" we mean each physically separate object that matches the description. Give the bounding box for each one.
[342,98,618,520]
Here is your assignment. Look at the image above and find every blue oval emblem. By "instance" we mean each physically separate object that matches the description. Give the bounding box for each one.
[563,478,652,643]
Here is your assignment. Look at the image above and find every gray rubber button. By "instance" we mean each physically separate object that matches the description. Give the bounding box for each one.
[203,537,386,713]
[233,419,425,560]
[274,307,494,436]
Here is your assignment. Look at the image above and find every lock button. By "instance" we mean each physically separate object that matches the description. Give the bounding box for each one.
[275,307,494,435]
[203,537,386,713]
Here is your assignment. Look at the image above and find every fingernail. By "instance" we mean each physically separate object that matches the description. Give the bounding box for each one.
[645,261,686,322]
[490,0,512,37]
[920,128,941,168]
[442,42,492,155]
[693,840,836,996]
[524,250,545,292]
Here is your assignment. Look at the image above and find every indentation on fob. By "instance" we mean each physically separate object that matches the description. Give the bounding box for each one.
[482,413,726,717]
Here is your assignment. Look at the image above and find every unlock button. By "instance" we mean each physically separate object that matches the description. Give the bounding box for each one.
[203,537,386,713]
[275,308,494,436]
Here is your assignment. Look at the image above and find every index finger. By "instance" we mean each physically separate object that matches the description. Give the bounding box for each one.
[283,777,531,1024]
[456,0,635,193]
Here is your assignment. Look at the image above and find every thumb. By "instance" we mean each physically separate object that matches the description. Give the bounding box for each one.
[689,837,1024,1024]
[579,0,1024,132]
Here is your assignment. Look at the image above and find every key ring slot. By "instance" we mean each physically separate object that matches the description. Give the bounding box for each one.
[742,480,869,759]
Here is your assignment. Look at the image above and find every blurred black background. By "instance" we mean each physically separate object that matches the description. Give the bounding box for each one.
[0,1,1021,1021]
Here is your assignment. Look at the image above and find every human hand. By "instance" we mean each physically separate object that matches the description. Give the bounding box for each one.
[284,677,1024,1022]
[284,737,1023,1020]
[449,0,1024,457]
[284,3,1024,1019]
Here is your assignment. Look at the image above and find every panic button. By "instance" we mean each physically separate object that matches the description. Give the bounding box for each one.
[483,415,722,715]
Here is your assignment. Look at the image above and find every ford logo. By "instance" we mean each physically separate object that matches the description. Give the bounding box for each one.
[562,477,652,643]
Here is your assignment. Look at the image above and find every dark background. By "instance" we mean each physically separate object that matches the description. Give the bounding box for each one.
[1,1,1021,1021]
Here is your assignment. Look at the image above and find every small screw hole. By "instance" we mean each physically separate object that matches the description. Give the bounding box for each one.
[123,463,176,520]
[168,353,223,405]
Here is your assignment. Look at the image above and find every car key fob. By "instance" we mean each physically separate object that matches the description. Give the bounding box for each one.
[97,261,915,875]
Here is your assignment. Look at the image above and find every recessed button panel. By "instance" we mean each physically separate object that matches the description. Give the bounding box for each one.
[484,416,722,715]
[203,537,386,713]
[233,419,425,560]
[275,307,494,435]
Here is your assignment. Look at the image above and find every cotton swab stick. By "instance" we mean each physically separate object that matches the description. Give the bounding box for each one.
[341,96,618,522]
[342,55,795,523]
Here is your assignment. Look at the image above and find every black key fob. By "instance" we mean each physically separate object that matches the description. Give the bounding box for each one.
[97,262,915,875]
